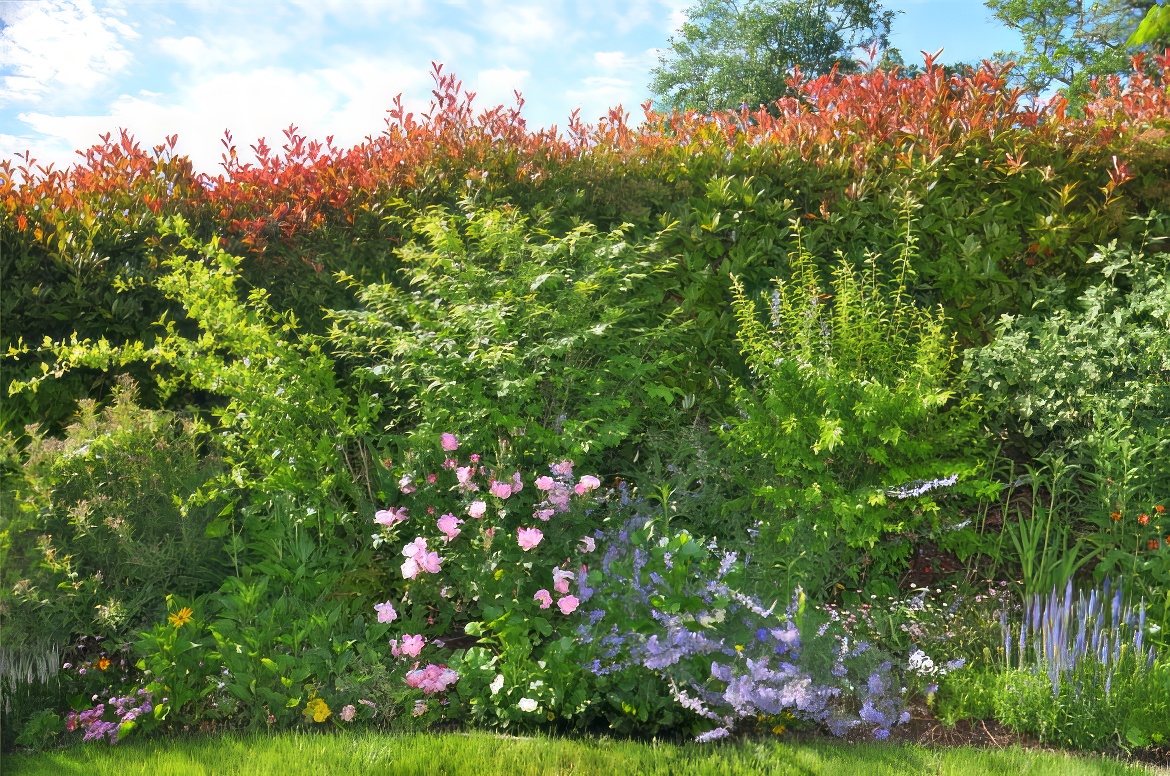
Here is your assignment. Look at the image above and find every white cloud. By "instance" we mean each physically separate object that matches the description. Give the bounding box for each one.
[0,0,139,106]
[473,68,530,110]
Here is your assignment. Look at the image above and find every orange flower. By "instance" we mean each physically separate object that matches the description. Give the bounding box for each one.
[97,657,111,671]
[1156,505,1166,514]
[1139,513,1150,525]
[1149,539,1160,550]
[168,607,194,628]
[1110,511,1122,521]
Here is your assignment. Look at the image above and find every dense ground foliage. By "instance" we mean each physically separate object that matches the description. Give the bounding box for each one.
[2,55,1169,759]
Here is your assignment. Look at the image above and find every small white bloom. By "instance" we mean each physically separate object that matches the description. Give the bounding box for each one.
[489,675,504,695]
[518,697,538,712]
[529,680,544,690]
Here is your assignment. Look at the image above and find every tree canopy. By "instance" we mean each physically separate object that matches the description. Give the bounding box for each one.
[649,0,895,113]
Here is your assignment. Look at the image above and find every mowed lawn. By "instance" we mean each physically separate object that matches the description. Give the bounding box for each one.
[4,731,1161,776]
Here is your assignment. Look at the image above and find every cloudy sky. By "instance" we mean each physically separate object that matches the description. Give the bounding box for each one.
[0,0,1020,176]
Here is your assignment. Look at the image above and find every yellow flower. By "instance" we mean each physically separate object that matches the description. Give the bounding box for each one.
[734,644,744,653]
[168,607,193,628]
[97,657,111,671]
[494,568,505,580]
[772,724,786,735]
[303,697,331,723]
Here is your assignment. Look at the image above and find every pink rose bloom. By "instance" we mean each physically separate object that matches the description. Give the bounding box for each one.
[437,513,463,542]
[426,472,437,484]
[468,500,487,519]
[552,568,574,595]
[456,466,477,490]
[557,595,580,615]
[400,634,426,657]
[374,601,398,623]
[403,537,429,559]
[399,474,416,494]
[517,527,544,551]
[418,551,443,574]
[484,527,495,540]
[489,480,513,499]
[552,460,574,476]
[339,704,356,722]
[470,454,481,463]
[574,474,601,495]
[374,507,409,527]
[534,476,555,491]
[401,558,419,579]
[443,458,457,470]
[441,433,459,451]
[405,664,459,694]
[534,508,555,521]
[579,536,596,552]
[511,472,524,492]
[533,589,553,609]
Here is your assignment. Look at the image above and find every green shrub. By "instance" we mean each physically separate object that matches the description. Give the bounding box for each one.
[725,223,988,593]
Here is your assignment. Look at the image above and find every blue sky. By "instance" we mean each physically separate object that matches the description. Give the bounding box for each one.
[0,0,1021,175]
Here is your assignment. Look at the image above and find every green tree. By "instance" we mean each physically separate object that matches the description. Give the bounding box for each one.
[986,0,1157,97]
[1127,2,1170,48]
[649,0,896,113]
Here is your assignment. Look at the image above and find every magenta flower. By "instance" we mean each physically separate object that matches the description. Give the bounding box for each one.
[442,458,457,470]
[517,527,544,551]
[374,601,398,623]
[552,460,574,476]
[399,474,417,494]
[511,472,524,492]
[418,551,443,574]
[468,500,487,518]
[441,433,459,451]
[579,536,596,552]
[489,480,513,499]
[534,476,555,491]
[400,634,426,657]
[374,507,409,527]
[437,513,463,542]
[426,472,437,484]
[534,589,553,609]
[534,508,555,521]
[557,595,580,615]
[470,454,481,463]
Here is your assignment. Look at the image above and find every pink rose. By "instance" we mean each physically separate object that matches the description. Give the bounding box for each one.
[403,537,428,559]
[399,475,416,494]
[517,527,544,551]
[534,476,555,491]
[404,663,459,694]
[374,507,409,527]
[401,558,419,579]
[557,595,579,615]
[426,472,437,484]
[470,454,481,463]
[437,513,463,542]
[418,551,443,574]
[374,601,398,623]
[468,500,487,519]
[489,481,512,499]
[400,634,426,657]
[533,589,553,609]
[579,536,596,552]
[576,475,601,492]
[552,568,574,595]
[441,433,459,451]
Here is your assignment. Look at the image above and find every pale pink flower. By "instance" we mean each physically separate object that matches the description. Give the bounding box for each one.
[400,634,426,657]
[403,537,429,559]
[557,595,579,615]
[456,466,475,485]
[511,472,524,492]
[468,500,487,519]
[401,558,419,579]
[441,433,459,451]
[552,460,574,476]
[579,536,596,552]
[517,527,544,551]
[548,485,572,511]
[426,472,437,484]
[443,458,457,470]
[577,475,601,492]
[533,589,553,609]
[399,474,416,494]
[484,527,496,540]
[339,704,356,722]
[374,507,409,527]
[412,699,428,716]
[552,568,574,595]
[374,601,398,623]
[418,551,443,574]
[437,513,463,542]
[490,481,513,499]
[534,476,555,491]
[534,508,555,521]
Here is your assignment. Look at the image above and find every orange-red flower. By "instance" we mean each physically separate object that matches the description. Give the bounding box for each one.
[1156,505,1166,514]
[1110,511,1122,521]
[97,657,111,671]
[1149,539,1160,550]
[1139,513,1150,525]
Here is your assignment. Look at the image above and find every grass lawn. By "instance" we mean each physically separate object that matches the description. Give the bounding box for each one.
[3,730,1162,775]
